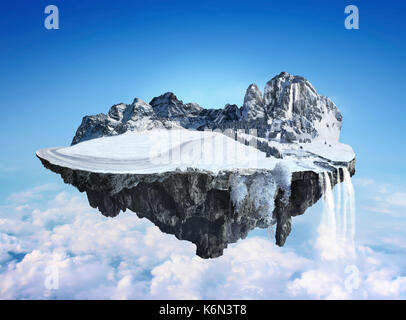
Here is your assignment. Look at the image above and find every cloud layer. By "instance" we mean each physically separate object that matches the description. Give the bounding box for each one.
[1,184,406,299]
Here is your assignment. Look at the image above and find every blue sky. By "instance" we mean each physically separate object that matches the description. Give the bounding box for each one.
[1,0,406,299]
[1,0,406,195]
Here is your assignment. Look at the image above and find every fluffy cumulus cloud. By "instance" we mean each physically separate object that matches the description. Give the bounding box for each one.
[1,184,406,299]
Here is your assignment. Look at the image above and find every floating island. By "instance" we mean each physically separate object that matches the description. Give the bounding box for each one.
[37,72,355,258]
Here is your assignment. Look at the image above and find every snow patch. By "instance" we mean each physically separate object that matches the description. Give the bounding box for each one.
[272,162,292,205]
[230,175,248,213]
[249,174,277,223]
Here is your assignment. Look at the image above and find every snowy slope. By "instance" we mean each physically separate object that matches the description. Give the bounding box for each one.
[37,128,354,174]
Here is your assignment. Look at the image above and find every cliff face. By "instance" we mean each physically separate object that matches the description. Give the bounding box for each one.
[37,155,355,258]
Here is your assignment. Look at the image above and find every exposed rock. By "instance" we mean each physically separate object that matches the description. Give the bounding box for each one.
[241,84,265,121]
[213,104,242,124]
[149,92,203,118]
[71,98,177,145]
[264,72,342,143]
[37,154,355,258]
[71,72,343,146]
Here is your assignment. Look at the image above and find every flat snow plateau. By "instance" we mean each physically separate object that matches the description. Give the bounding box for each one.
[36,128,355,174]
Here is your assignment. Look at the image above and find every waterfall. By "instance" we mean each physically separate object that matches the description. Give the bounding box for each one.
[323,172,337,242]
[317,168,356,261]
[335,177,343,239]
[343,168,356,246]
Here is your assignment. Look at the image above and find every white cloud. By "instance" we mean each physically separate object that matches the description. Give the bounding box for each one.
[288,269,349,299]
[360,206,392,214]
[0,163,18,173]
[386,193,406,208]
[362,190,406,215]
[7,184,60,204]
[353,178,374,187]
[365,269,406,297]
[354,179,406,216]
[1,186,406,299]
[381,237,406,250]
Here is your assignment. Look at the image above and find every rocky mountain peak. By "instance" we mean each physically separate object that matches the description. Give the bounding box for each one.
[71,72,343,146]
[242,83,265,121]
[107,103,127,121]
[149,92,202,118]
[263,72,341,143]
[107,99,154,123]
[130,98,155,118]
[264,72,317,114]
[149,92,183,118]
[214,104,242,124]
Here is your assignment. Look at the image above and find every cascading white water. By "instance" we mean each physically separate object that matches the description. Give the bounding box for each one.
[343,168,356,245]
[335,176,343,239]
[317,168,356,261]
[323,172,337,241]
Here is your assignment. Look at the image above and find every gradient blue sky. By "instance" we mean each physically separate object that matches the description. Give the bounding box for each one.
[1,0,406,198]
[1,0,406,299]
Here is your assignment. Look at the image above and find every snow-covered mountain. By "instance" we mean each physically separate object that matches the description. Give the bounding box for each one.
[241,83,265,121]
[72,72,342,145]
[71,98,180,145]
[149,92,203,118]
[263,72,342,143]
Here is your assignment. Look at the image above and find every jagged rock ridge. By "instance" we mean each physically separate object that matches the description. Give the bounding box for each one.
[72,72,342,145]
[242,84,265,121]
